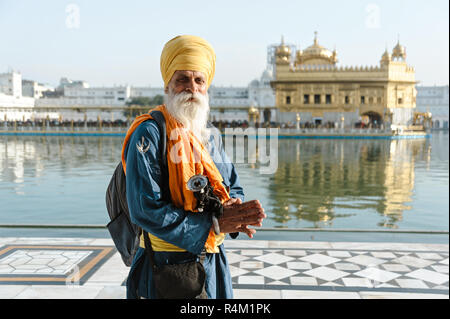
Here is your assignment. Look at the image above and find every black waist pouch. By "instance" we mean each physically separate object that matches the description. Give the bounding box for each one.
[153,260,207,299]
[143,231,208,299]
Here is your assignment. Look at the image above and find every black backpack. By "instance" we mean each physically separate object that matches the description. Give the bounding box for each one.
[105,110,167,266]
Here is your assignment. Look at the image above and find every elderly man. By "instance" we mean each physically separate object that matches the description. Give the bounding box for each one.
[122,35,266,299]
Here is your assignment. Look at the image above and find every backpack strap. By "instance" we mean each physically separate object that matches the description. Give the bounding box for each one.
[143,110,169,271]
[142,111,205,268]
[149,110,168,198]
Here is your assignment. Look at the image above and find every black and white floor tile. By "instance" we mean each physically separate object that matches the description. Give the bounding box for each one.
[0,238,447,298]
[0,244,116,285]
[227,248,449,293]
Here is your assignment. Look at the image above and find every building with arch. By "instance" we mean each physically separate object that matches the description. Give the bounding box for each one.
[270,33,418,129]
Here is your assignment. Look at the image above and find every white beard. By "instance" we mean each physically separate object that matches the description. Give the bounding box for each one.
[165,88,211,145]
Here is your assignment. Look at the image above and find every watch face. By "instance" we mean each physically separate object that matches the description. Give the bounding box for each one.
[187,174,208,192]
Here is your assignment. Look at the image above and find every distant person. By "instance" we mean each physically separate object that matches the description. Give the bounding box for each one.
[122,35,266,299]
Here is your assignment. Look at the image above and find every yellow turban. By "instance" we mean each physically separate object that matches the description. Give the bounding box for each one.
[160,35,216,88]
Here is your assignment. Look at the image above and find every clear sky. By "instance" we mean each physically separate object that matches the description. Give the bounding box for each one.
[0,0,448,88]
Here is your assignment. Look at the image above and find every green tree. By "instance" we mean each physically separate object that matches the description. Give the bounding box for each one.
[124,95,164,118]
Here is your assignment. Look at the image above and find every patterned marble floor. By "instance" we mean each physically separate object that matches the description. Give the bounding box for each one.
[0,244,115,285]
[227,247,448,292]
[0,237,448,299]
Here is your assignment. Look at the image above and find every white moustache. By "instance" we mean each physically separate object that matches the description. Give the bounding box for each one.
[177,91,202,105]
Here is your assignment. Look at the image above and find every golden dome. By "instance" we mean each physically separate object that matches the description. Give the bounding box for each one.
[304,38,331,57]
[275,36,291,64]
[297,32,337,65]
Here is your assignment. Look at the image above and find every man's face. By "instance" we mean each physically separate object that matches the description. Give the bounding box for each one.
[165,70,208,98]
[164,70,211,145]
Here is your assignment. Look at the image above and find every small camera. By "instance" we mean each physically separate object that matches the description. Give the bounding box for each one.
[187,174,223,235]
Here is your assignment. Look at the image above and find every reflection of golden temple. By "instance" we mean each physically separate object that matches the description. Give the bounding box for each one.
[268,138,427,228]
[271,32,418,130]
[381,140,417,228]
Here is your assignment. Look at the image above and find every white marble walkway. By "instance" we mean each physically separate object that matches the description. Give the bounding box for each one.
[0,237,448,299]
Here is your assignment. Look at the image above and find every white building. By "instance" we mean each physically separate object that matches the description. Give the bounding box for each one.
[0,71,35,121]
[58,77,90,90]
[207,69,276,123]
[207,85,248,122]
[63,85,130,105]
[33,78,132,121]
[35,78,130,106]
[130,87,165,98]
[22,80,54,98]
[0,71,22,97]
[416,85,449,129]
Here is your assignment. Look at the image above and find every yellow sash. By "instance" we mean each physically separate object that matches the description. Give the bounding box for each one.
[121,105,229,253]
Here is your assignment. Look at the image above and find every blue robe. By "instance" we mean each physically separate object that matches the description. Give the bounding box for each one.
[124,120,244,299]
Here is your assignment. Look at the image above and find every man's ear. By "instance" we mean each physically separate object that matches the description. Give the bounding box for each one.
[164,86,169,94]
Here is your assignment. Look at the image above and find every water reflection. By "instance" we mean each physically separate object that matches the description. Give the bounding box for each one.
[0,135,122,192]
[267,138,432,229]
[0,133,447,230]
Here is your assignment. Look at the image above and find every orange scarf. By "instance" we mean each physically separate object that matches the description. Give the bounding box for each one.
[121,105,230,253]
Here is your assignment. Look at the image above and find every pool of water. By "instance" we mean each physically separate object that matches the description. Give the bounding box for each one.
[0,132,448,238]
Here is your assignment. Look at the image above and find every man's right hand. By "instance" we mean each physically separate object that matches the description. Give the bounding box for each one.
[218,199,266,238]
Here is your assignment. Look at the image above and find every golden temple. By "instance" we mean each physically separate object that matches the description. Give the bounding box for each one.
[271,32,424,130]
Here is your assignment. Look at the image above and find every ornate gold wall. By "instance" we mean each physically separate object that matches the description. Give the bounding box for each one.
[271,34,417,126]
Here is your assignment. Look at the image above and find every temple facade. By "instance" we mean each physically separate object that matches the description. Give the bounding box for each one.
[270,33,418,129]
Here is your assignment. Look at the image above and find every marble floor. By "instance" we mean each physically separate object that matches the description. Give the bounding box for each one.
[0,237,448,299]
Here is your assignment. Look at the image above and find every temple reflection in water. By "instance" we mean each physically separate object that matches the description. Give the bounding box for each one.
[0,135,439,229]
[264,137,431,228]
